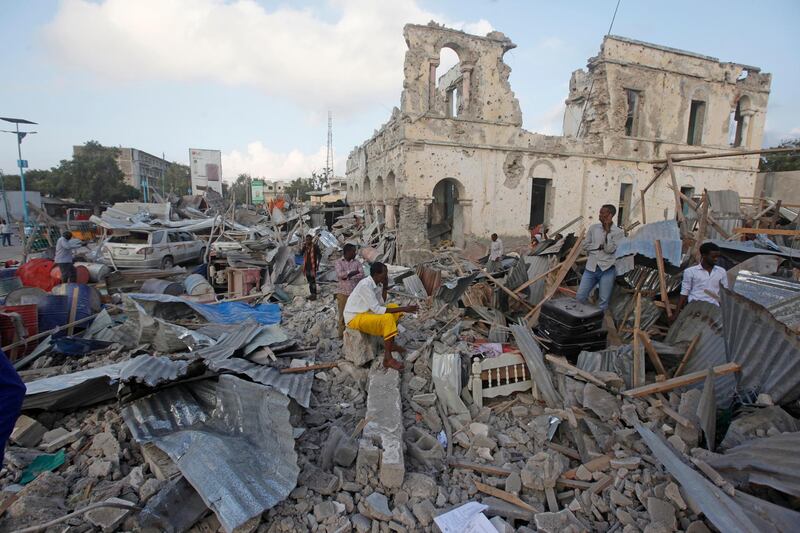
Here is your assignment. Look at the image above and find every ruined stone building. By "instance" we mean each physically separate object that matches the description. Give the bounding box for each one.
[345,23,771,263]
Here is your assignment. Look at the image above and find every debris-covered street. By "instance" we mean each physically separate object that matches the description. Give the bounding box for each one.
[1,5,800,533]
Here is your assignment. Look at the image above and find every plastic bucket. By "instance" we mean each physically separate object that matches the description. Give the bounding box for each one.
[50,265,90,285]
[141,279,185,296]
[184,273,214,296]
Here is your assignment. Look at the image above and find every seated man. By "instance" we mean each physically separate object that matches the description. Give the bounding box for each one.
[672,241,728,320]
[344,262,418,370]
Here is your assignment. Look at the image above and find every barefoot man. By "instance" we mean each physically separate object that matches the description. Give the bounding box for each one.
[343,262,418,370]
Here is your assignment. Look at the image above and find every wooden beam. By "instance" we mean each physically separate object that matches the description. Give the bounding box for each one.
[545,354,608,388]
[637,330,667,378]
[693,190,709,261]
[666,158,686,226]
[448,459,513,476]
[563,455,611,480]
[545,442,581,461]
[733,227,800,237]
[474,481,536,513]
[514,263,562,294]
[653,146,799,164]
[653,240,673,319]
[640,190,647,224]
[478,267,534,311]
[525,231,585,324]
[669,187,731,239]
[623,362,740,398]
[280,362,338,374]
[632,291,644,387]
[674,333,701,378]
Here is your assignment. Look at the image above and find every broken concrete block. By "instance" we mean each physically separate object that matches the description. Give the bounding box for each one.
[686,520,712,533]
[664,482,687,510]
[91,431,121,463]
[85,497,133,532]
[667,434,687,454]
[610,456,641,469]
[352,513,372,533]
[521,452,567,490]
[10,415,47,448]
[404,426,444,467]
[410,499,435,527]
[88,460,113,478]
[343,328,378,367]
[362,492,392,521]
[360,368,405,488]
[504,472,521,494]
[321,425,357,470]
[139,476,206,531]
[610,489,633,507]
[412,392,437,407]
[141,443,180,481]
[582,383,620,422]
[408,376,427,391]
[490,515,515,533]
[138,478,165,503]
[314,501,338,522]
[39,428,80,453]
[533,508,585,533]
[402,472,437,500]
[647,497,677,531]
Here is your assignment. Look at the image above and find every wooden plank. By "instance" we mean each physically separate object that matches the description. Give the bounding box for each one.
[556,478,593,490]
[589,474,614,495]
[67,286,80,336]
[670,187,731,239]
[479,268,534,311]
[653,394,693,428]
[640,189,647,224]
[693,191,709,261]
[563,455,611,480]
[674,333,701,378]
[525,231,586,324]
[733,227,800,237]
[545,442,581,461]
[632,291,644,387]
[545,354,607,388]
[513,263,562,294]
[448,459,513,477]
[604,311,623,347]
[545,487,559,512]
[623,362,741,398]
[653,240,673,319]
[666,158,686,225]
[637,330,667,378]
[474,481,536,513]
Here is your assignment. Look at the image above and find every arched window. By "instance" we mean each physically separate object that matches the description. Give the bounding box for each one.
[432,46,462,117]
[729,96,751,147]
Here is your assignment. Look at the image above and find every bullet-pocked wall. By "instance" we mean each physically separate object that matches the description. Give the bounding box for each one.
[346,24,771,265]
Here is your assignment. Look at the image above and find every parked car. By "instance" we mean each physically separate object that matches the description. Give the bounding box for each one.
[102,229,206,269]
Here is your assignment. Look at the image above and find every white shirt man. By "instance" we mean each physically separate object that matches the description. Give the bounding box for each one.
[489,238,503,261]
[343,275,387,324]
[680,264,729,305]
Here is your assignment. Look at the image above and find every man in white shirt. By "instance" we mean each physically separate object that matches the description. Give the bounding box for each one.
[673,242,728,319]
[55,231,84,283]
[576,204,625,310]
[487,233,503,272]
[344,262,418,370]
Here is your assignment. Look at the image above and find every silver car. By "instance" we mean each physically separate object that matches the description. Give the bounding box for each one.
[102,229,206,269]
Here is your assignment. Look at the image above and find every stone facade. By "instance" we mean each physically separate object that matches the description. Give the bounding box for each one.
[345,23,771,264]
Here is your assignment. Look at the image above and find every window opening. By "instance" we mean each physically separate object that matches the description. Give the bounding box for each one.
[624,89,641,137]
[618,183,633,226]
[687,100,706,145]
[530,178,552,228]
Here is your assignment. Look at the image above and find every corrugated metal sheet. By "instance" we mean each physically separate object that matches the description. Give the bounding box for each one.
[664,301,734,407]
[622,264,682,294]
[122,375,299,533]
[711,239,797,259]
[633,421,763,533]
[243,324,290,355]
[208,358,313,408]
[615,220,683,267]
[706,190,743,240]
[119,355,190,387]
[402,274,428,299]
[523,255,555,305]
[705,431,800,498]
[23,362,127,410]
[733,271,800,308]
[416,266,442,297]
[768,294,800,330]
[435,273,478,305]
[510,322,561,408]
[190,322,264,363]
[720,287,800,404]
[609,287,662,343]
[577,345,633,388]
[505,258,529,291]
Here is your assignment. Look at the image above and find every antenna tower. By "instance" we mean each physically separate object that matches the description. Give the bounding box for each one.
[325,110,334,181]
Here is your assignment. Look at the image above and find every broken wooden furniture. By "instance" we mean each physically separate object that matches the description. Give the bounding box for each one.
[469,351,537,408]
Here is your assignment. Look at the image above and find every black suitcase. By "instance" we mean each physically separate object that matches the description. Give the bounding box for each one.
[536,324,607,345]
[540,297,604,326]
[537,334,608,359]
[539,313,604,336]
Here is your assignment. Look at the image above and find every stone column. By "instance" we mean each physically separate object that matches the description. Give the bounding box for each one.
[459,63,474,115]
[429,59,440,112]
[385,202,397,230]
[741,111,754,148]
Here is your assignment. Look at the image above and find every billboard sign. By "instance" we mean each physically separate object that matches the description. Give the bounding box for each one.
[189,148,223,195]
[251,179,265,204]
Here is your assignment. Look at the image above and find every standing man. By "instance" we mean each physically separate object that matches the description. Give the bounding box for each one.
[302,234,322,301]
[487,233,504,272]
[334,243,365,338]
[344,262,418,370]
[55,231,83,283]
[576,204,624,310]
[1,350,26,467]
[672,242,728,319]
[0,219,10,247]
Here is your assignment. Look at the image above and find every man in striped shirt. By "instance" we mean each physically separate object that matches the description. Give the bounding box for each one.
[334,244,364,338]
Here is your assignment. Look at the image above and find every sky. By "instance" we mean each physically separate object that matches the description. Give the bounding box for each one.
[1,0,798,184]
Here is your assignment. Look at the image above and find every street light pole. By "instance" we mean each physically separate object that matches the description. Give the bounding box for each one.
[1,117,37,233]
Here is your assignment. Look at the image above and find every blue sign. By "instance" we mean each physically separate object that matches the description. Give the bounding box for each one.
[17,160,28,168]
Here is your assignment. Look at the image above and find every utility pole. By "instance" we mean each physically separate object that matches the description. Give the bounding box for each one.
[325,110,334,183]
[0,117,37,229]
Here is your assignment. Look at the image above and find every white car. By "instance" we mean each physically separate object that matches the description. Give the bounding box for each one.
[102,230,206,269]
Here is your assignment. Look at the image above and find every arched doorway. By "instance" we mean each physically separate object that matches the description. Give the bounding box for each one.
[429,178,465,245]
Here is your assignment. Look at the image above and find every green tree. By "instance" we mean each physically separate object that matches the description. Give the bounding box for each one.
[50,141,139,204]
[284,177,314,201]
[226,173,251,203]
[760,139,800,172]
[164,162,191,195]
[311,169,329,191]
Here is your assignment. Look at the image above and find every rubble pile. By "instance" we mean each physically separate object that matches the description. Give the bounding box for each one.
[1,190,799,533]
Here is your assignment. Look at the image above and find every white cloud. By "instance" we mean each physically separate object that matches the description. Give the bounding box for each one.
[528,101,565,135]
[43,0,492,112]
[222,142,344,182]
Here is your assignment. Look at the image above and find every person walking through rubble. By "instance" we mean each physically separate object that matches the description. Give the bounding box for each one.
[55,231,84,283]
[576,204,624,311]
[343,262,418,370]
[1,350,26,467]
[334,243,364,338]
[487,233,503,272]
[672,241,728,320]
[302,234,322,301]
[0,219,11,247]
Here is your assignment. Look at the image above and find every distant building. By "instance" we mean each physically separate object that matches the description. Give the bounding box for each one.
[263,180,292,200]
[73,145,169,194]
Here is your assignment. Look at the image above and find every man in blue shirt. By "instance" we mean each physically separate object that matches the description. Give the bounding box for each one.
[1,350,25,466]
